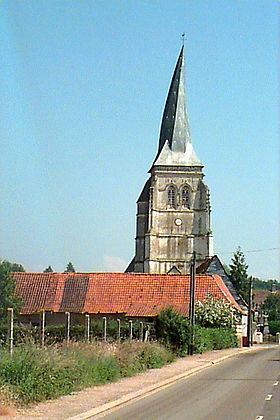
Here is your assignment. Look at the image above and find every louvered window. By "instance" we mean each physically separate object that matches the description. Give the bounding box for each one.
[182,187,190,207]
[168,187,176,207]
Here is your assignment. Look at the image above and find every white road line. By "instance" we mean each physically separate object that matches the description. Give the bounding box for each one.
[273,381,279,386]
[265,394,273,401]
[255,416,263,420]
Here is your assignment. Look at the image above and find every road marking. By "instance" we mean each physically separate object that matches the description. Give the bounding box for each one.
[265,394,272,401]
[255,416,263,420]
[273,381,279,386]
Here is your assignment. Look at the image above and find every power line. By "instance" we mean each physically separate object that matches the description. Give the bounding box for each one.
[217,247,279,255]
[179,247,279,257]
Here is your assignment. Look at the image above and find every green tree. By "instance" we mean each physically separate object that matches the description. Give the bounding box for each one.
[0,261,22,327]
[262,293,280,322]
[65,262,75,273]
[0,260,25,272]
[229,247,249,302]
[253,278,280,291]
[44,265,54,273]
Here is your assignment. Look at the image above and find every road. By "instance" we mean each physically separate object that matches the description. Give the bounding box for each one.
[97,346,280,420]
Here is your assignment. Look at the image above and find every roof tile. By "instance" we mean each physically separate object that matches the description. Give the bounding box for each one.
[13,272,243,317]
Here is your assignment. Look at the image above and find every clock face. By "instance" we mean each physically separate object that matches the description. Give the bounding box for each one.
[175,218,182,226]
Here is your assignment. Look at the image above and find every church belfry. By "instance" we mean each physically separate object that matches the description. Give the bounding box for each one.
[126,46,213,274]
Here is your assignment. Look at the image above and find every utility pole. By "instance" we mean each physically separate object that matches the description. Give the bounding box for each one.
[246,277,253,347]
[188,251,196,355]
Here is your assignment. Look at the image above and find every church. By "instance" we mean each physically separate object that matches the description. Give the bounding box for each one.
[12,45,246,331]
[126,45,213,274]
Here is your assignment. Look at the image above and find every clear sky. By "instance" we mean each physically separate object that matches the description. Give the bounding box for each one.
[0,0,278,279]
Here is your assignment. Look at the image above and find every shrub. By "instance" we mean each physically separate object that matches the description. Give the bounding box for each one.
[195,295,238,328]
[155,307,190,355]
[135,342,174,369]
[194,327,238,354]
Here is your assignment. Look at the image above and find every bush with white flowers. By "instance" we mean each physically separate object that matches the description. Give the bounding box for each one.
[195,295,239,328]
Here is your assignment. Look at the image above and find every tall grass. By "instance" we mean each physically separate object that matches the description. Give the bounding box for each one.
[0,341,174,406]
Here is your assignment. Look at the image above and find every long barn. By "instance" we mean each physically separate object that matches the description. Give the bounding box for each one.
[13,272,244,325]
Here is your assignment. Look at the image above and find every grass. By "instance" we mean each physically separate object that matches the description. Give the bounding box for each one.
[0,340,174,406]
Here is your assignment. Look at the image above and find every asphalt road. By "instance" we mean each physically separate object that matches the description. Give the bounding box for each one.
[98,346,280,420]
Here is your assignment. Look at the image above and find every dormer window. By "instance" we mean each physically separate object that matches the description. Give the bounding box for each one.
[182,187,190,207]
[168,186,176,207]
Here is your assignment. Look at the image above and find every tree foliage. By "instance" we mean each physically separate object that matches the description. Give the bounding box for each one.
[262,293,280,321]
[195,295,238,328]
[253,278,279,291]
[44,265,54,273]
[0,260,25,272]
[268,320,280,336]
[0,261,22,327]
[229,246,249,302]
[65,262,75,273]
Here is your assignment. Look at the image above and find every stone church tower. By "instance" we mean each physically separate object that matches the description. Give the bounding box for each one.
[126,46,213,274]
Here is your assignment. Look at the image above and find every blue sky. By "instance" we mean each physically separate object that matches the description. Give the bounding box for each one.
[0,0,278,279]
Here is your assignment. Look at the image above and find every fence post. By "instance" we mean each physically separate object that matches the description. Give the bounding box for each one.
[7,308,14,357]
[40,310,46,346]
[129,320,133,341]
[103,317,107,342]
[117,319,121,343]
[139,322,144,342]
[85,314,90,343]
[65,312,70,343]
[144,325,150,342]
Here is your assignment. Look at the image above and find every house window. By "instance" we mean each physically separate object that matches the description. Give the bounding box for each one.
[182,187,190,207]
[168,186,176,207]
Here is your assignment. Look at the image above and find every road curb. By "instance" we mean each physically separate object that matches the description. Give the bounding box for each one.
[66,346,271,420]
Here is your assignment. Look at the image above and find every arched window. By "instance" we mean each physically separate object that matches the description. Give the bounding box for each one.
[182,187,190,207]
[168,186,176,207]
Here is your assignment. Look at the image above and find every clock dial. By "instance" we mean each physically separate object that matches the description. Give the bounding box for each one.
[175,218,182,226]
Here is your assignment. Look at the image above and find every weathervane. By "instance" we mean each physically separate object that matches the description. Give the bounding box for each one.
[181,33,185,46]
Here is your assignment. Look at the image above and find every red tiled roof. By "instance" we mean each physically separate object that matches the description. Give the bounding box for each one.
[13,272,244,316]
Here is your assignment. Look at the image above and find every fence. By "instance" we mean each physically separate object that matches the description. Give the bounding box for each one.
[2,309,153,354]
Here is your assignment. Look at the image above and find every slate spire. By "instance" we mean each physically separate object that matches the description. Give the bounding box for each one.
[154,46,201,166]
